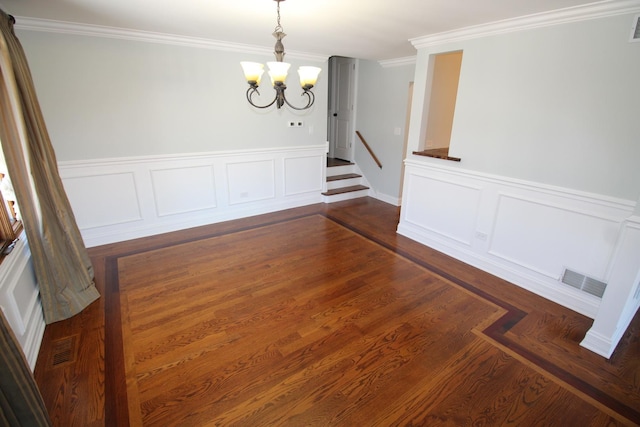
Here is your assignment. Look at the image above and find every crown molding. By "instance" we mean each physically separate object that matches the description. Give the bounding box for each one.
[12,16,329,62]
[378,56,417,68]
[411,0,640,49]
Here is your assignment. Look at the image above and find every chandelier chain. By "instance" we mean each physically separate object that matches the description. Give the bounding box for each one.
[274,0,283,33]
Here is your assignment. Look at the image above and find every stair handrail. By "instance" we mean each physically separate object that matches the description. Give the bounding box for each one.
[355,131,382,169]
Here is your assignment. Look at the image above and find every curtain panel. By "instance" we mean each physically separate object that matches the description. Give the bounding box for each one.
[0,9,100,324]
[0,310,51,426]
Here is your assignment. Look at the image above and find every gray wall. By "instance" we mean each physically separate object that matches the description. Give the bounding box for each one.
[408,12,640,201]
[16,10,640,201]
[355,60,415,200]
[17,31,328,161]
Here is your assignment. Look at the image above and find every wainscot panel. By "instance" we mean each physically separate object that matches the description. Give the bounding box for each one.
[403,172,481,246]
[59,145,327,247]
[490,193,620,282]
[226,160,275,205]
[283,155,324,196]
[63,172,142,229]
[0,235,45,370]
[151,165,217,217]
[398,160,636,319]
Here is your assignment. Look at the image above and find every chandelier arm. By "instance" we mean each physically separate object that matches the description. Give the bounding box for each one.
[246,86,278,109]
[282,89,315,111]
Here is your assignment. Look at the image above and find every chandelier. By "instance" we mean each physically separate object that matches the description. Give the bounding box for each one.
[240,0,321,110]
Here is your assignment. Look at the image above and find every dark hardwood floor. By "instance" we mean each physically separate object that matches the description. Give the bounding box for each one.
[33,198,640,426]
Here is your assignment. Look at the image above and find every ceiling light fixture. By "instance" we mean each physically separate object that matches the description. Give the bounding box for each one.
[241,0,321,110]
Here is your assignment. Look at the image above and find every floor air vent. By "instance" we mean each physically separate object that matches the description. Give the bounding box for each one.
[49,335,78,367]
[561,269,607,298]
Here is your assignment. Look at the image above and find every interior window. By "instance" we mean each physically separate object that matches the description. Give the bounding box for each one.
[414,50,463,162]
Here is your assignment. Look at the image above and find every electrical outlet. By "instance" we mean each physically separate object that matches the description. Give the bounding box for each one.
[297,121,304,127]
[287,121,295,127]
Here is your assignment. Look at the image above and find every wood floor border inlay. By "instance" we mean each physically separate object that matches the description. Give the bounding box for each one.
[102,212,640,426]
[325,213,640,425]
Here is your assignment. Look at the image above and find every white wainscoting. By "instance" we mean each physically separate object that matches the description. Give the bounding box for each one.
[397,160,636,318]
[58,145,327,247]
[0,234,45,370]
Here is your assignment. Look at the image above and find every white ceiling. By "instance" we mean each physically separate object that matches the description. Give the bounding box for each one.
[0,0,610,60]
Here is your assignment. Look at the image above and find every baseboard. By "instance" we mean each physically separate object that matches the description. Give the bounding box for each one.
[24,307,46,370]
[82,194,322,247]
[370,190,401,207]
[580,330,617,358]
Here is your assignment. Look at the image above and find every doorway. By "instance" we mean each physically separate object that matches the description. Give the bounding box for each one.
[399,81,413,202]
[327,56,356,161]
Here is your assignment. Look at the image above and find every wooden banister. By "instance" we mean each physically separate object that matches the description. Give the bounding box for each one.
[355,131,382,169]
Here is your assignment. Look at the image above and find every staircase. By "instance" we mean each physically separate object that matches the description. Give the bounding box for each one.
[322,158,370,203]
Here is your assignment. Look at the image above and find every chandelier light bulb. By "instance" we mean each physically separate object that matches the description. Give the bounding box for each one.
[298,66,321,89]
[267,61,291,85]
[240,62,265,86]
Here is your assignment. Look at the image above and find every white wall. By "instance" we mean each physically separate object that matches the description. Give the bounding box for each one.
[355,59,415,203]
[401,4,640,358]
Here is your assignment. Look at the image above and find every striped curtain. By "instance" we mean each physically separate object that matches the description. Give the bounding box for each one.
[0,309,50,426]
[0,10,100,324]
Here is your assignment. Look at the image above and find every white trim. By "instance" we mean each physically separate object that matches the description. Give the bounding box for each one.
[411,0,640,48]
[369,190,401,207]
[58,144,328,169]
[2,239,31,336]
[379,56,417,68]
[24,306,45,370]
[579,328,617,358]
[0,235,45,370]
[13,16,329,62]
[403,158,635,211]
[397,220,603,318]
[282,155,325,196]
[59,145,327,247]
[398,160,637,319]
[487,193,621,282]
